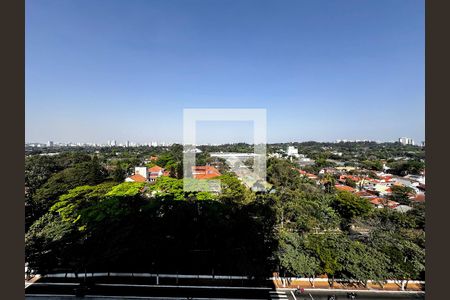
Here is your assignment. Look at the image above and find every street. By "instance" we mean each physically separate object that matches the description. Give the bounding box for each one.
[26,282,425,300]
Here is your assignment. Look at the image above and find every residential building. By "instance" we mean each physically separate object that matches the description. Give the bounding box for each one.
[287,146,299,157]
[148,166,165,182]
[125,166,166,183]
[335,184,356,193]
[399,137,415,146]
[125,174,147,183]
[192,166,221,179]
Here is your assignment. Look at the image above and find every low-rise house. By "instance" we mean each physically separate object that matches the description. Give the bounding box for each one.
[268,152,283,159]
[296,169,318,181]
[125,174,147,183]
[335,184,356,193]
[355,190,374,198]
[125,166,166,183]
[148,166,165,182]
[404,174,425,185]
[335,166,357,172]
[298,156,315,167]
[410,193,425,203]
[365,182,394,197]
[369,197,399,209]
[339,175,361,183]
[319,167,338,175]
[192,165,221,179]
[144,156,159,164]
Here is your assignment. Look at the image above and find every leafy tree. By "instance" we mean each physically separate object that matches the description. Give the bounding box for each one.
[276,230,320,287]
[217,174,254,205]
[407,202,425,230]
[277,191,339,233]
[267,158,306,191]
[169,165,176,178]
[150,177,217,201]
[387,160,425,176]
[338,240,390,287]
[390,185,416,204]
[31,159,108,219]
[25,156,59,198]
[369,230,425,289]
[112,162,126,182]
[345,178,357,188]
[25,212,80,274]
[362,160,383,171]
[305,234,347,286]
[331,191,372,224]
[322,173,336,193]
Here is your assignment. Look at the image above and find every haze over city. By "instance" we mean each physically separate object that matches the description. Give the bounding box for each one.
[26,0,424,144]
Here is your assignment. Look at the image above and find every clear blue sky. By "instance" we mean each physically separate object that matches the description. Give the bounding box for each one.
[26,0,424,144]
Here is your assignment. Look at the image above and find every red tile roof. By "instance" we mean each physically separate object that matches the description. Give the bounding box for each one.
[335,185,356,192]
[370,197,399,208]
[294,168,317,179]
[148,166,163,173]
[339,175,361,182]
[410,193,425,202]
[379,176,392,182]
[355,191,373,198]
[128,174,147,182]
[192,166,221,179]
[365,178,380,183]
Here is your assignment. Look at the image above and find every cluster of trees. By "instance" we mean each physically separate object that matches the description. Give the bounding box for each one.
[25,151,425,288]
[26,178,275,276]
[387,160,425,176]
[268,142,425,175]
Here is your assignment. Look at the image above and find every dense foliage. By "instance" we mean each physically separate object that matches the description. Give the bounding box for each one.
[25,142,425,286]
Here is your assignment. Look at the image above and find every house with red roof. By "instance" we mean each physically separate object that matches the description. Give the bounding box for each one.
[355,190,374,198]
[410,193,425,203]
[369,197,399,209]
[125,166,167,183]
[339,175,361,183]
[192,165,221,179]
[335,184,356,193]
[293,168,318,181]
[125,173,147,183]
[148,166,164,182]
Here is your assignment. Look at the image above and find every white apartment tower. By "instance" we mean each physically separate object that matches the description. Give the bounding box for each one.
[399,137,415,145]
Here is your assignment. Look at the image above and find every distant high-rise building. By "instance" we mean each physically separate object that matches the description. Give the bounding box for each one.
[399,137,415,145]
[126,140,130,147]
[47,141,53,147]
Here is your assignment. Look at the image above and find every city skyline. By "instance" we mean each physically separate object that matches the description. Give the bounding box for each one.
[26,0,424,144]
[26,137,423,146]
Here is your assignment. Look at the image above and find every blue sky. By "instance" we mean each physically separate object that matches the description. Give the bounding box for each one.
[26,0,424,144]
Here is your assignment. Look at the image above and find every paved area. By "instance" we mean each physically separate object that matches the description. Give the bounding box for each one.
[25,275,425,300]
[269,290,289,300]
[272,279,424,292]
